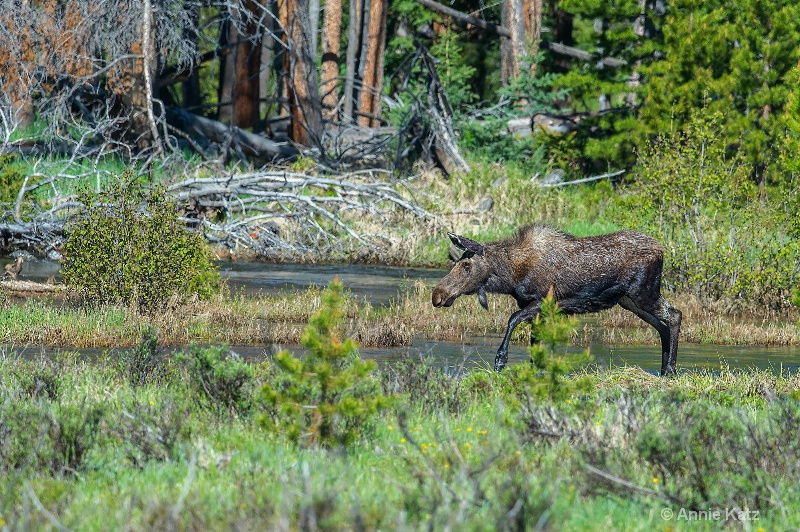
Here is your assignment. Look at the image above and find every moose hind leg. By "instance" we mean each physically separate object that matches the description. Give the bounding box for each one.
[651,297,681,375]
[618,296,672,375]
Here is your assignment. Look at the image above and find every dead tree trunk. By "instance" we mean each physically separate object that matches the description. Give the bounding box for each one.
[321,0,343,116]
[218,1,262,129]
[283,0,325,148]
[357,0,388,127]
[342,0,363,122]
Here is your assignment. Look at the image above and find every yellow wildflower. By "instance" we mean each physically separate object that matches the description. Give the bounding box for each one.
[652,477,659,484]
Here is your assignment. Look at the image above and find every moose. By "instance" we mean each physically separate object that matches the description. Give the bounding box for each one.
[431,225,682,376]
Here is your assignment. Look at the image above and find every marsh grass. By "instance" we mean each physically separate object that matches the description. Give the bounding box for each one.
[2,347,800,529]
[1,280,799,350]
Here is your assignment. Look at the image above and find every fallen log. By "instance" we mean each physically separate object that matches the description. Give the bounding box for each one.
[165,106,299,160]
[0,279,65,297]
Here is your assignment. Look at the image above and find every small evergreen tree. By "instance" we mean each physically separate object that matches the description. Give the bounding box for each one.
[517,291,593,402]
[260,279,391,447]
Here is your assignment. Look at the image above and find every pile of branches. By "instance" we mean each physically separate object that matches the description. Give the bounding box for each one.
[169,168,434,256]
[0,168,435,258]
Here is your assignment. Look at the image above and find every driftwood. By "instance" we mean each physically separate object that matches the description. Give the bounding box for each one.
[165,106,299,160]
[0,279,65,296]
[168,169,434,252]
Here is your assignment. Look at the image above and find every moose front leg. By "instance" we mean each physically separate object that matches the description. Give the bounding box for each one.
[495,301,541,372]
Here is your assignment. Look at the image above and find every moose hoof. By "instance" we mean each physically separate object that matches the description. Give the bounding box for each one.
[494,353,508,373]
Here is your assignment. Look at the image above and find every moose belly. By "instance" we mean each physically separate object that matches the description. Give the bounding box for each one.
[556,281,626,315]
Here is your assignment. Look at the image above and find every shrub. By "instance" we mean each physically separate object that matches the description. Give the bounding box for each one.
[617,109,800,308]
[108,397,192,467]
[120,326,170,387]
[179,345,255,416]
[0,401,104,476]
[260,279,392,447]
[61,171,222,309]
[504,293,593,403]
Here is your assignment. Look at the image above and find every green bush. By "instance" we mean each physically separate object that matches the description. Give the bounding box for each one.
[260,279,392,447]
[617,109,800,308]
[120,326,171,387]
[179,345,255,416]
[61,171,222,309]
[0,401,104,476]
[0,154,27,204]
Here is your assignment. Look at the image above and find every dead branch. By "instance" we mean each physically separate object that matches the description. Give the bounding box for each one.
[168,169,434,254]
[165,106,298,160]
[414,0,510,37]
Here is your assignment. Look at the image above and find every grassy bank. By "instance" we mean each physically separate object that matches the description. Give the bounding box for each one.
[1,347,798,529]
[2,281,799,350]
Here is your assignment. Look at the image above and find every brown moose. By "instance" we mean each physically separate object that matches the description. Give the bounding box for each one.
[431,225,682,376]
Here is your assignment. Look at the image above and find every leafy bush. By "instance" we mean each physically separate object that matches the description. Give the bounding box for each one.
[617,109,800,308]
[108,398,192,467]
[11,361,61,401]
[0,154,26,203]
[579,394,800,513]
[0,401,104,476]
[120,326,170,387]
[179,345,255,416]
[260,279,392,447]
[61,171,222,309]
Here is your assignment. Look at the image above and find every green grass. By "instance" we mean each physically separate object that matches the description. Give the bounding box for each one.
[1,351,798,529]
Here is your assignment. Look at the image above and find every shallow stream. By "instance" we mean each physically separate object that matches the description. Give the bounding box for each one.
[5,258,799,374]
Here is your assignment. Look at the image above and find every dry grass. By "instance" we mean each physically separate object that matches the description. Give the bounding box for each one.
[1,281,798,350]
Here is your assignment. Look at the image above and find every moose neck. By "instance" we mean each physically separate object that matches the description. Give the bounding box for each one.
[481,243,516,295]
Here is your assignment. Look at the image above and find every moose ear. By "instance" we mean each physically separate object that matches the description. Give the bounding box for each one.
[447,232,484,256]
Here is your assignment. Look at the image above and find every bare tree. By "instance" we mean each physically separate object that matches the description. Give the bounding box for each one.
[218,0,264,129]
[320,0,343,116]
[357,0,388,127]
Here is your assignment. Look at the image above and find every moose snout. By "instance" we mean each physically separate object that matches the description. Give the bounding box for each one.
[432,286,454,308]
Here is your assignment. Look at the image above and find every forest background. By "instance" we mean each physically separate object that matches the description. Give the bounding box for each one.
[1,0,800,308]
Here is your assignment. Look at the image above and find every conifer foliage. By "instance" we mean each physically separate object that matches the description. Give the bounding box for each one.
[260,279,392,447]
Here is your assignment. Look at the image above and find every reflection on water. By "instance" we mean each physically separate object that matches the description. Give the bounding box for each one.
[219,261,444,305]
[3,259,799,374]
[7,338,799,376]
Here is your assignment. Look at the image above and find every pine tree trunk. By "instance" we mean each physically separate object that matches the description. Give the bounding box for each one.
[500,0,511,85]
[357,0,387,127]
[528,0,543,75]
[284,0,324,147]
[508,0,526,80]
[260,0,276,118]
[218,1,262,129]
[321,0,343,116]
[342,0,362,122]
